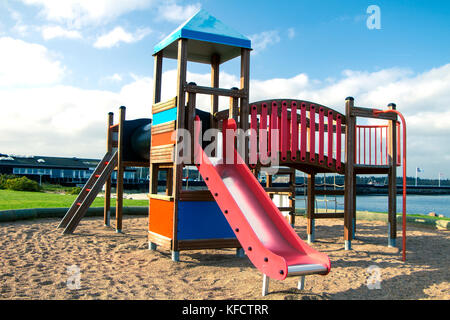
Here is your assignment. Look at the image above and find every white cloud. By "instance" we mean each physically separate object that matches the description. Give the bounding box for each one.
[20,0,156,29]
[41,25,82,40]
[157,2,201,23]
[9,8,30,36]
[94,26,151,48]
[104,73,123,82]
[287,28,296,39]
[19,0,200,28]
[0,45,449,177]
[0,37,65,87]
[249,30,281,53]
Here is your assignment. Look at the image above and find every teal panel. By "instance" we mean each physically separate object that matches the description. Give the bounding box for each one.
[152,108,177,126]
[177,201,236,241]
[153,9,251,64]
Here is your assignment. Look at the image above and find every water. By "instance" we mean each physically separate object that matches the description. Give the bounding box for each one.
[295,194,450,218]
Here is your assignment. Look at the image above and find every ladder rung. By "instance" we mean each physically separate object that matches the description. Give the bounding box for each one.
[76,202,81,206]
[104,161,109,165]
[95,174,100,178]
[85,189,91,192]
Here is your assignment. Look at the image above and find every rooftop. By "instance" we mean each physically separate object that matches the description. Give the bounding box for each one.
[153,9,252,64]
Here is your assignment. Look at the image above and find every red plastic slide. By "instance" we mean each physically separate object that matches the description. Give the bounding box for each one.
[194,116,330,281]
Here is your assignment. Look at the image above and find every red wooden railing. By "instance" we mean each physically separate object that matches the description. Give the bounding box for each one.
[245,100,345,173]
[355,123,401,166]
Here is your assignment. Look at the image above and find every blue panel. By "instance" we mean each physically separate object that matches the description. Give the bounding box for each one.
[152,108,177,126]
[154,9,251,54]
[177,201,236,241]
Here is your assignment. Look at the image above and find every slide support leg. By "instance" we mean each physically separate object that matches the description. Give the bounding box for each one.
[307,220,315,244]
[171,251,180,262]
[236,248,245,258]
[345,240,352,250]
[262,274,269,296]
[297,276,305,290]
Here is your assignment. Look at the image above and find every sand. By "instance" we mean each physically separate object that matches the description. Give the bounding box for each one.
[0,215,448,300]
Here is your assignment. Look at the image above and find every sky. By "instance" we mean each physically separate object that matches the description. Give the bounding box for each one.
[0,0,449,179]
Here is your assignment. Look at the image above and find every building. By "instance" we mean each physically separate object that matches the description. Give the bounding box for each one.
[0,153,148,187]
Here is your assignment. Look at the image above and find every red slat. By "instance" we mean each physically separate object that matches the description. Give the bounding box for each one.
[397,122,401,165]
[281,101,288,162]
[309,105,316,162]
[269,102,278,161]
[300,103,307,161]
[364,127,366,165]
[249,104,258,167]
[336,115,342,171]
[369,128,372,165]
[318,107,325,165]
[385,127,388,165]
[327,110,333,167]
[259,103,268,164]
[380,127,383,165]
[290,102,298,161]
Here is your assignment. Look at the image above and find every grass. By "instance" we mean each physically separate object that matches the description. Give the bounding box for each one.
[0,189,147,211]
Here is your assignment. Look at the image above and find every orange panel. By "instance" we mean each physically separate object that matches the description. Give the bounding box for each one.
[152,131,176,147]
[149,199,174,239]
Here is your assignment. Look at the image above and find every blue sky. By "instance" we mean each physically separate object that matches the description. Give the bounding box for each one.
[0,0,449,179]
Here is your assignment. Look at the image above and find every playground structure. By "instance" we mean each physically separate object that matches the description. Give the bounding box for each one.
[58,10,407,295]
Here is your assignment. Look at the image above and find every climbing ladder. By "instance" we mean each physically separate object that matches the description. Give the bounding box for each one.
[57,151,118,234]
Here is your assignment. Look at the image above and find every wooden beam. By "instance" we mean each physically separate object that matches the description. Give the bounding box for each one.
[354,165,390,175]
[388,103,397,245]
[153,52,163,106]
[177,239,241,251]
[151,121,176,135]
[115,106,126,233]
[152,97,177,114]
[185,84,246,98]
[344,97,356,248]
[240,48,250,163]
[307,173,315,241]
[172,38,188,252]
[315,189,345,196]
[210,54,220,157]
[351,106,397,121]
[104,112,114,227]
[147,194,174,201]
[312,212,345,219]
[211,54,220,128]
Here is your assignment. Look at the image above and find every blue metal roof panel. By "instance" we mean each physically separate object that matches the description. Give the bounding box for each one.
[153,9,251,56]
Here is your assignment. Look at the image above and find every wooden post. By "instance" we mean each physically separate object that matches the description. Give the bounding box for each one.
[172,38,188,260]
[239,48,250,163]
[148,52,163,249]
[211,54,220,128]
[307,173,315,243]
[344,97,356,250]
[115,106,126,233]
[186,84,197,164]
[104,112,114,226]
[210,54,220,157]
[352,173,357,239]
[153,52,163,108]
[229,87,239,122]
[387,103,398,247]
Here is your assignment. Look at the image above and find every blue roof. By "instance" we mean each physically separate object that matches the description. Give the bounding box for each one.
[153,9,252,64]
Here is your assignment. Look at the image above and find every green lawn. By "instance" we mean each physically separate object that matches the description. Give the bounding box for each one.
[0,190,147,211]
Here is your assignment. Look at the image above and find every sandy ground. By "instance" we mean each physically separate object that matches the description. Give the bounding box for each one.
[0,215,448,300]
